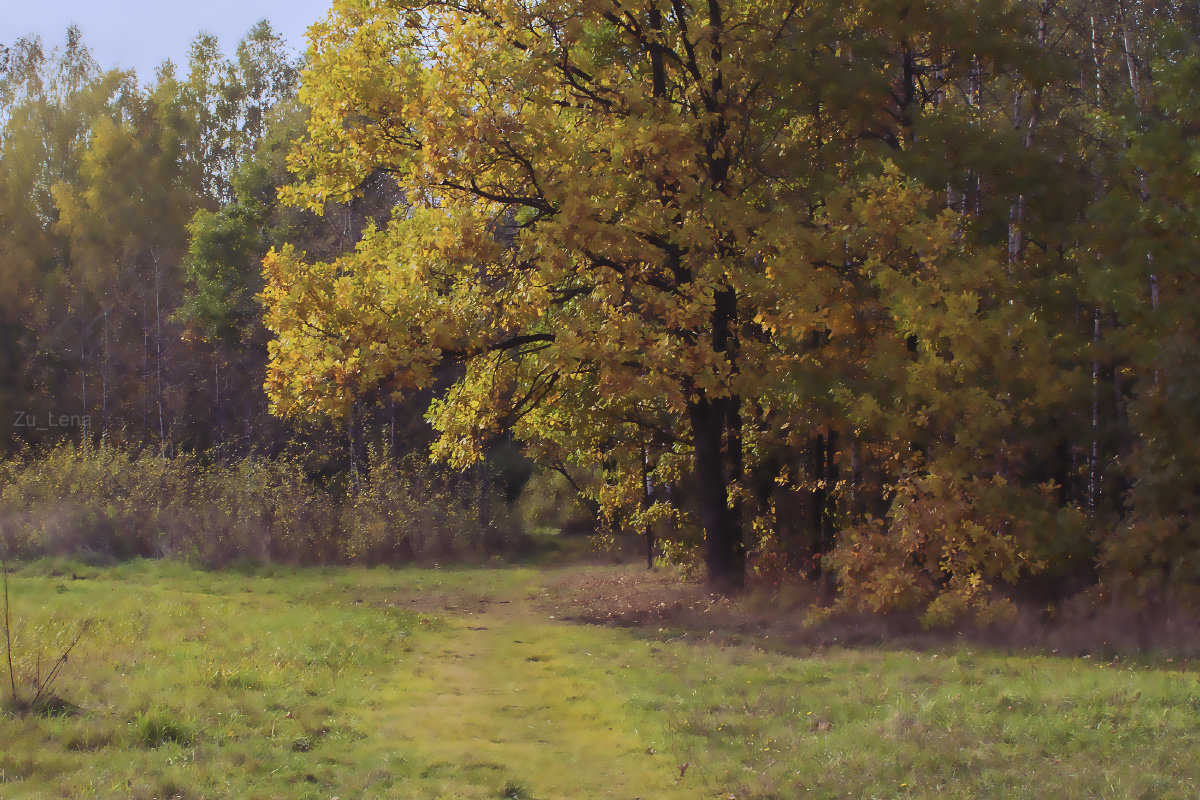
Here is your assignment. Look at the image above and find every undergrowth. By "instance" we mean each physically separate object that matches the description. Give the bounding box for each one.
[0,441,526,567]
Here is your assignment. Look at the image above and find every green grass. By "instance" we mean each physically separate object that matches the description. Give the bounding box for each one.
[1,560,1198,799]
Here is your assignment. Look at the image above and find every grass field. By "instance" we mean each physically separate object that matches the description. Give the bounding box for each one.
[1,559,1198,799]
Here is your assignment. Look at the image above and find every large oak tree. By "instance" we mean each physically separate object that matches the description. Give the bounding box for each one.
[264,0,1046,590]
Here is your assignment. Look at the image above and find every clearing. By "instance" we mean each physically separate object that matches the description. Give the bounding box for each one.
[1,559,1198,799]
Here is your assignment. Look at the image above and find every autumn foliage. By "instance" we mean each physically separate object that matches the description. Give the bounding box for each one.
[5,3,1200,622]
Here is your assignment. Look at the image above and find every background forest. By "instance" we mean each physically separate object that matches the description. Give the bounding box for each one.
[2,0,1200,625]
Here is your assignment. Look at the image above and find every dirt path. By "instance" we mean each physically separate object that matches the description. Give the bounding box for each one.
[369,570,696,800]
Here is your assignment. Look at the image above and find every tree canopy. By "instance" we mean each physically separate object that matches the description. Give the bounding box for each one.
[263,0,1057,593]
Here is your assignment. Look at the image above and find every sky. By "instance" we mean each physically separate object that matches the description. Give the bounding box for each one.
[2,0,333,80]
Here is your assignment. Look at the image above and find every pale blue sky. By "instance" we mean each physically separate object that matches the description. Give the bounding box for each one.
[3,1,333,80]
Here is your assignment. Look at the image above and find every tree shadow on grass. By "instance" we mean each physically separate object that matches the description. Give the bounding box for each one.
[537,564,1200,665]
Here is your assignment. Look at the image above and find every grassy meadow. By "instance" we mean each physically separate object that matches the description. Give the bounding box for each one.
[1,559,1198,799]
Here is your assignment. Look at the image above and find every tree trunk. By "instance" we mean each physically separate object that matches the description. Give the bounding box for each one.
[688,396,744,592]
[641,438,654,570]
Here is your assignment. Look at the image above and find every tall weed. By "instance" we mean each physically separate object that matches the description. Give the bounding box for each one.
[0,441,524,566]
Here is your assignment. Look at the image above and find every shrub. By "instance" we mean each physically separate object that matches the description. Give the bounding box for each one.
[820,470,1083,626]
[340,447,524,564]
[0,441,525,567]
